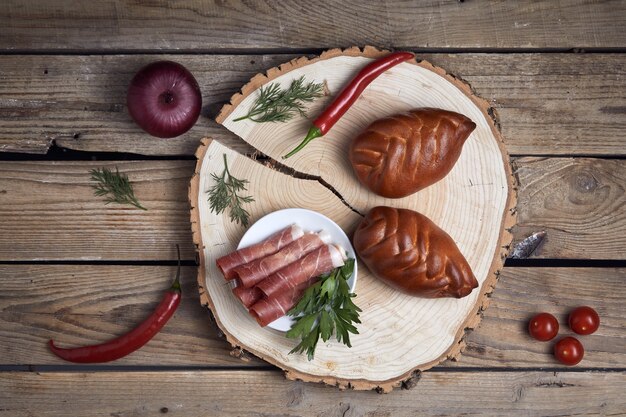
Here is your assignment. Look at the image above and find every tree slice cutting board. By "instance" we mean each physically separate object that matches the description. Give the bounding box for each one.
[190,46,516,392]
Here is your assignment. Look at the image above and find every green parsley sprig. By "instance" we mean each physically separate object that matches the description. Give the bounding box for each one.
[232,76,324,123]
[286,258,360,361]
[90,167,146,210]
[207,154,254,227]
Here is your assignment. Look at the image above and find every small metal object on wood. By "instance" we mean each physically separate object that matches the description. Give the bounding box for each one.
[510,231,546,259]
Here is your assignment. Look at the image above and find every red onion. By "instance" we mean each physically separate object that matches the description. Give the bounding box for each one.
[127,61,202,138]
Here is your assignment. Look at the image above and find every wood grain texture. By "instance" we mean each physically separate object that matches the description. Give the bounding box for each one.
[0,1,622,410]
[0,265,264,366]
[1,157,624,261]
[0,54,260,155]
[1,265,623,368]
[455,267,626,368]
[0,53,624,156]
[0,160,197,261]
[0,370,624,416]
[513,157,626,259]
[189,136,512,390]
[423,53,626,157]
[1,0,624,51]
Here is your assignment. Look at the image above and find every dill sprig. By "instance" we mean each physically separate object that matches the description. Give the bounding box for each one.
[233,76,324,123]
[286,258,360,361]
[207,154,254,227]
[90,167,147,210]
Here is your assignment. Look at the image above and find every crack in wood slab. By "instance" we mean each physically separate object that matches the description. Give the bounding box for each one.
[255,153,363,217]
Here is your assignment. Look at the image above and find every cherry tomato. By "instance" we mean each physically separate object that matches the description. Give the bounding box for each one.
[554,336,584,366]
[569,306,600,335]
[528,312,559,341]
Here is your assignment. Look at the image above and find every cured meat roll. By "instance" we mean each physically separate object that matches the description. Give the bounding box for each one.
[233,231,330,289]
[232,286,262,308]
[216,224,304,280]
[249,277,318,327]
[257,244,346,300]
[353,206,478,298]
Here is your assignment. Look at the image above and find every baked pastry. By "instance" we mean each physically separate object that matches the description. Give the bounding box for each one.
[353,206,478,298]
[349,108,476,198]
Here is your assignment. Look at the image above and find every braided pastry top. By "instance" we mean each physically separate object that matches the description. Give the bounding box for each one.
[349,108,476,198]
[353,206,478,298]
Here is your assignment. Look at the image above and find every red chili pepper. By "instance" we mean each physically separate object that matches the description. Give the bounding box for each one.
[283,51,415,159]
[48,245,182,363]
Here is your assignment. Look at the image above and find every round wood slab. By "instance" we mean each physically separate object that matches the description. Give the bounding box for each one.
[190,46,516,391]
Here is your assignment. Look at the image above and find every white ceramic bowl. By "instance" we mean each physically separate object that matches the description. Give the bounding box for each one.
[237,208,358,331]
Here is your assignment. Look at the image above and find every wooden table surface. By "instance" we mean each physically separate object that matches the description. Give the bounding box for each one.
[0,1,625,415]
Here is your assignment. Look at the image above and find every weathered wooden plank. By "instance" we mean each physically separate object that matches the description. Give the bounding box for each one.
[1,0,624,51]
[0,265,264,366]
[513,157,626,260]
[0,160,197,261]
[0,370,623,415]
[1,265,622,368]
[455,267,626,368]
[423,53,626,157]
[0,54,624,156]
[0,55,260,156]
[1,158,624,261]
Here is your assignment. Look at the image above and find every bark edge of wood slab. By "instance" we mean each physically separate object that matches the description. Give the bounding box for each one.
[191,46,517,392]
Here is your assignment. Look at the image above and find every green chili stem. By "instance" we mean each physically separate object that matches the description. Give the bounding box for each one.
[170,244,182,293]
[282,126,323,159]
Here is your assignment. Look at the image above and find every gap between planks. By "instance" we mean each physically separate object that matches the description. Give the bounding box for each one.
[2,47,626,56]
[0,365,624,373]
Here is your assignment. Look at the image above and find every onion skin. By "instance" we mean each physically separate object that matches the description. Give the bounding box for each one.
[127,61,202,138]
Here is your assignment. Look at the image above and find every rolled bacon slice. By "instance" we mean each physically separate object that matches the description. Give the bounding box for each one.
[233,231,331,289]
[232,286,262,308]
[249,276,318,327]
[257,244,346,300]
[216,224,303,280]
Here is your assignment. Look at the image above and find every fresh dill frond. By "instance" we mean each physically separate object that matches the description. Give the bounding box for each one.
[233,76,324,123]
[90,167,147,210]
[207,154,254,227]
